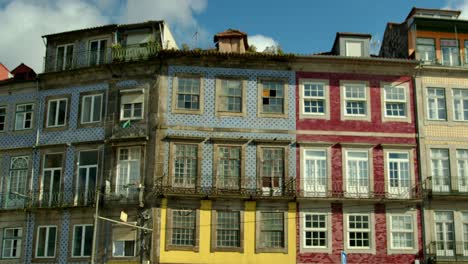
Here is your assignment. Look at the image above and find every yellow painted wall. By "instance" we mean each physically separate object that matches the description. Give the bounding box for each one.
[158,199,296,264]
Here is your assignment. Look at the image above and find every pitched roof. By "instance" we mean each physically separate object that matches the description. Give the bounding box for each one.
[214,29,249,49]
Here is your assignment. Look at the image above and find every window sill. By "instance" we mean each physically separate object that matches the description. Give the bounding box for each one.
[211,246,244,253]
[257,112,288,119]
[172,109,203,115]
[165,244,199,252]
[255,247,288,254]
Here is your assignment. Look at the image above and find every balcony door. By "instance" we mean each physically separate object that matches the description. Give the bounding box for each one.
[41,154,63,207]
[435,212,455,257]
[457,150,468,193]
[76,151,98,206]
[303,149,327,197]
[388,152,410,198]
[89,39,107,66]
[431,149,450,193]
[346,151,369,197]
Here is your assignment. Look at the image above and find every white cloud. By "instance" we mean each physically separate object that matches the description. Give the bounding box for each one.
[123,0,209,48]
[444,0,468,19]
[0,0,109,72]
[248,34,279,52]
[0,0,210,73]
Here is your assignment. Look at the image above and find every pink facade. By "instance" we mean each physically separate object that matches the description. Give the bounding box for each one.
[296,71,422,263]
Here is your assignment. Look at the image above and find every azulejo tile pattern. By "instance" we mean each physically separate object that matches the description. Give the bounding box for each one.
[58,210,70,264]
[25,212,34,263]
[167,66,296,130]
[63,146,76,203]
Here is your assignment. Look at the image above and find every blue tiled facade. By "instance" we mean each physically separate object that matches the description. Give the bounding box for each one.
[0,81,108,263]
[164,66,297,190]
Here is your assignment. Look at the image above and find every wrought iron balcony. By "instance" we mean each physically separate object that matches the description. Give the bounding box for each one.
[43,42,161,73]
[111,119,148,140]
[425,175,468,196]
[297,179,422,200]
[103,184,141,205]
[154,176,296,199]
[427,241,468,263]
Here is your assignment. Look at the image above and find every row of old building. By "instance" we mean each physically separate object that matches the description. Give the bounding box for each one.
[0,6,465,264]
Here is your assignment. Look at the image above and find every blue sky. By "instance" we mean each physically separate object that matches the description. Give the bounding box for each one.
[0,0,463,72]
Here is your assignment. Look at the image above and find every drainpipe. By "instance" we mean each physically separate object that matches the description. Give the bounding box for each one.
[159,22,164,49]
[414,63,427,263]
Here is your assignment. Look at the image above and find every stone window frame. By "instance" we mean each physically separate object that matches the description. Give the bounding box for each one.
[427,146,452,193]
[452,88,468,122]
[0,105,7,132]
[256,144,290,195]
[70,224,94,258]
[381,81,411,123]
[165,201,200,252]
[257,77,289,118]
[341,145,374,198]
[171,73,205,115]
[432,210,455,256]
[210,201,244,253]
[255,203,289,253]
[385,207,419,255]
[299,202,332,254]
[383,147,415,199]
[212,142,246,191]
[78,90,105,127]
[425,87,448,121]
[215,76,248,117]
[343,205,376,254]
[340,80,371,121]
[168,140,203,189]
[14,102,35,131]
[119,88,145,121]
[44,95,71,130]
[300,144,332,198]
[2,226,23,259]
[298,78,330,120]
[34,225,58,258]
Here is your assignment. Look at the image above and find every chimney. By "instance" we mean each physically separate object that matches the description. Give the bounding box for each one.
[214,29,249,53]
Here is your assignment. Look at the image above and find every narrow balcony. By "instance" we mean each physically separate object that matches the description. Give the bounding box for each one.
[103,184,141,205]
[43,42,161,73]
[426,175,468,198]
[154,176,296,199]
[297,179,422,201]
[110,119,148,141]
[427,241,468,263]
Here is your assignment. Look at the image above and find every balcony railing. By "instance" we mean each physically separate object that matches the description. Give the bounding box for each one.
[103,184,140,204]
[298,179,422,200]
[111,120,148,140]
[154,176,296,199]
[425,175,468,196]
[427,241,468,262]
[43,42,161,73]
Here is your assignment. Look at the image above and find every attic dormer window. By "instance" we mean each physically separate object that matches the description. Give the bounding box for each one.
[345,41,363,57]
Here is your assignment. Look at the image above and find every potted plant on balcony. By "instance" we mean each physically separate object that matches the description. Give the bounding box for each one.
[112,43,124,62]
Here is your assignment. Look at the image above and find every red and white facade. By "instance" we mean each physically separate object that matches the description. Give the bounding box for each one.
[294,58,423,263]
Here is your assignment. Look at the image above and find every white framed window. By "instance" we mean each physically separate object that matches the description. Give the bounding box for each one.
[303,149,327,197]
[431,149,450,193]
[46,98,67,127]
[427,88,447,120]
[384,85,407,117]
[35,225,57,258]
[76,150,98,206]
[434,211,455,257]
[89,39,107,66]
[15,103,34,130]
[0,106,6,131]
[343,83,367,116]
[453,89,468,121]
[345,41,363,57]
[347,214,371,249]
[387,152,410,198]
[81,94,102,124]
[112,225,137,257]
[2,227,22,258]
[462,212,468,255]
[56,44,74,71]
[6,156,29,209]
[176,77,200,111]
[41,153,62,207]
[120,92,144,120]
[303,213,327,248]
[416,38,436,62]
[441,39,460,66]
[303,82,326,115]
[457,150,468,193]
[390,215,414,249]
[72,224,93,257]
[116,147,140,196]
[345,150,369,197]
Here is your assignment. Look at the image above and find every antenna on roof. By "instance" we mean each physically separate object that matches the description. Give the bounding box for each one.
[192,27,199,48]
